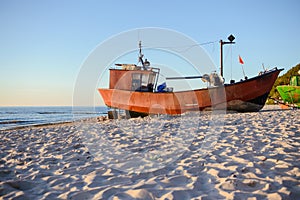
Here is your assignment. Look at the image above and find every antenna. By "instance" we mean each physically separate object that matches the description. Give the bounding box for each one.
[138,41,150,70]
[139,41,143,58]
[138,41,145,69]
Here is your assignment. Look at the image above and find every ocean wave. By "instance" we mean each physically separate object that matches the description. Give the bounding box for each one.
[37,112,67,115]
[0,106,108,130]
[0,120,33,125]
[73,112,106,115]
[0,112,18,114]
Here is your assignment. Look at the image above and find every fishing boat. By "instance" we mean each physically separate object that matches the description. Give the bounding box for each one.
[276,71,300,108]
[98,36,283,116]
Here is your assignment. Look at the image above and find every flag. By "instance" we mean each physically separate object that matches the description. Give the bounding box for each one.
[239,55,244,64]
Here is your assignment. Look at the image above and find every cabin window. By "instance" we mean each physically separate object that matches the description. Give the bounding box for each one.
[131,73,141,91]
[149,73,156,85]
[141,74,149,88]
[131,72,157,92]
[147,73,156,92]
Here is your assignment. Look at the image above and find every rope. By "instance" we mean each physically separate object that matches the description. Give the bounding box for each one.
[143,40,218,53]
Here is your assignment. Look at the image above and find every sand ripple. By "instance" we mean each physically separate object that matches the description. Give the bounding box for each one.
[0,108,299,199]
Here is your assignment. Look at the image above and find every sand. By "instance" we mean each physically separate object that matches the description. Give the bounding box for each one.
[0,107,299,199]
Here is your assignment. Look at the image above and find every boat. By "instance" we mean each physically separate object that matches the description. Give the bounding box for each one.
[98,37,283,116]
[276,71,300,108]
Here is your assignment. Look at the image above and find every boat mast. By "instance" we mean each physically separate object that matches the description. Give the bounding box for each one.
[138,41,150,70]
[220,34,235,77]
[138,41,145,69]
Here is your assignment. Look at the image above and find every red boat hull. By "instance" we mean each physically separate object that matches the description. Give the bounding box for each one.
[98,69,282,114]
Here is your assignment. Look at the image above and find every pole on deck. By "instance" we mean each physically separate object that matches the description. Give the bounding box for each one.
[220,35,235,77]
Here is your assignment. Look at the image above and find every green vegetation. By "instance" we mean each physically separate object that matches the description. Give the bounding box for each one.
[267,63,300,104]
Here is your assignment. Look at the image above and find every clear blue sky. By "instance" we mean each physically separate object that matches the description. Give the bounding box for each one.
[0,0,299,106]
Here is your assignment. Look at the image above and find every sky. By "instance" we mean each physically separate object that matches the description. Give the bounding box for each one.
[0,0,299,106]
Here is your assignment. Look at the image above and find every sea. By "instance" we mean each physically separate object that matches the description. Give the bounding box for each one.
[0,106,109,130]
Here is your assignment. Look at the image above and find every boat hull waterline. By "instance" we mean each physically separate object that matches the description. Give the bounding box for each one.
[99,68,282,114]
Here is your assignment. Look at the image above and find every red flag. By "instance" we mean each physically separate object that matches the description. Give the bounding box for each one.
[239,55,244,64]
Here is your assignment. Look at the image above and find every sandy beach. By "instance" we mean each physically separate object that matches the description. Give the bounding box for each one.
[0,107,299,199]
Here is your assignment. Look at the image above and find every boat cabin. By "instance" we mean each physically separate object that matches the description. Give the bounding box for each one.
[109,64,159,92]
